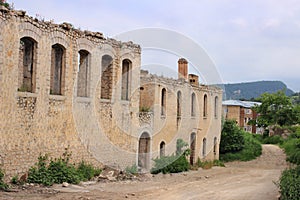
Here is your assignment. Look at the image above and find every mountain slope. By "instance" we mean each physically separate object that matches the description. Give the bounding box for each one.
[224,81,294,100]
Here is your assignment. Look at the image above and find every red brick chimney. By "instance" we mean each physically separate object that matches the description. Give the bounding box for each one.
[178,58,188,80]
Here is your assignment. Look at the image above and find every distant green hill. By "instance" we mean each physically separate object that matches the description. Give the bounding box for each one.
[223,81,294,100]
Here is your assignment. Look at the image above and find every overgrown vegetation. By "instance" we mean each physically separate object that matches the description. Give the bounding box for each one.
[0,168,8,190]
[196,158,225,169]
[139,106,150,112]
[253,134,284,145]
[273,126,300,198]
[151,139,190,174]
[125,165,138,175]
[279,166,300,200]
[220,120,262,162]
[0,0,10,9]
[27,151,101,186]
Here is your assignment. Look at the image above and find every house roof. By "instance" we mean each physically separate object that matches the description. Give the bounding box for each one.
[222,100,261,108]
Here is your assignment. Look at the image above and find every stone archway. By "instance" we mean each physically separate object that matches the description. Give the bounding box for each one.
[138,132,150,170]
[190,132,196,165]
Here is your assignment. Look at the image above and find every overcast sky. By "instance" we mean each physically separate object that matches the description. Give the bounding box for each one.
[11,0,300,91]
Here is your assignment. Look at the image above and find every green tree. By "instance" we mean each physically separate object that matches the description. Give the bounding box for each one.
[220,120,245,154]
[253,91,300,127]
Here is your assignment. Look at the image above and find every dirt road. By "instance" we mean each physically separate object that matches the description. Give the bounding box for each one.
[1,144,287,200]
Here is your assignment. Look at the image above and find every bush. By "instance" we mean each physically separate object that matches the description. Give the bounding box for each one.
[27,155,54,186]
[262,135,283,144]
[125,165,138,175]
[77,161,102,181]
[151,154,190,174]
[279,166,300,200]
[220,132,262,162]
[0,168,8,190]
[220,120,245,154]
[47,158,80,184]
[287,151,300,165]
[28,152,102,186]
[281,136,300,165]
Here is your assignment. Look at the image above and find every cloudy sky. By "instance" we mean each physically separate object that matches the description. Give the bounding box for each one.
[11,0,300,91]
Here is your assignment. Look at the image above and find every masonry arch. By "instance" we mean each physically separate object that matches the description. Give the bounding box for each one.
[138,132,151,170]
[190,132,196,165]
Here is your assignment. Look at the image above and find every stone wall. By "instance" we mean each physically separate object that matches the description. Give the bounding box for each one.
[0,9,141,178]
[0,8,223,178]
[140,71,223,166]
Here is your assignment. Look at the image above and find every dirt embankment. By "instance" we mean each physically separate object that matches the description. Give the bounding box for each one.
[1,145,288,200]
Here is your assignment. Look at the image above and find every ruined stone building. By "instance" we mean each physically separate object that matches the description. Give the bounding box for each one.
[0,8,222,177]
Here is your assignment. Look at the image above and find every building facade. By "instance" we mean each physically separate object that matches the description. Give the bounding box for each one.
[0,8,222,177]
[222,100,262,134]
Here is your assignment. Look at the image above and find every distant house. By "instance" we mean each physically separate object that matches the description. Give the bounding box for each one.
[222,100,263,134]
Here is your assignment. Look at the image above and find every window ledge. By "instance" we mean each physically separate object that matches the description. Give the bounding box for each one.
[49,94,66,101]
[120,100,130,105]
[16,91,38,98]
[100,98,112,103]
[161,115,166,119]
[76,97,91,103]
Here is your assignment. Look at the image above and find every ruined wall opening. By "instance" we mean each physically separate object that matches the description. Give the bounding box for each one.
[214,96,218,118]
[161,88,166,116]
[121,59,131,100]
[203,94,208,117]
[190,132,196,165]
[50,44,65,95]
[18,37,37,93]
[101,55,113,99]
[203,138,207,157]
[77,50,90,97]
[213,137,217,155]
[177,91,182,117]
[159,141,165,158]
[191,92,196,117]
[138,132,150,169]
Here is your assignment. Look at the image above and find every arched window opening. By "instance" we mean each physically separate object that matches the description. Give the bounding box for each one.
[77,50,90,97]
[191,93,196,117]
[101,55,113,99]
[214,96,218,118]
[177,91,182,117]
[161,88,166,116]
[50,44,65,95]
[213,137,217,155]
[121,59,131,100]
[203,138,207,157]
[203,94,208,117]
[18,37,37,93]
[159,141,165,157]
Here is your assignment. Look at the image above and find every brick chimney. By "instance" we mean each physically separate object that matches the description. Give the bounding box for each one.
[188,74,199,86]
[178,58,188,80]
